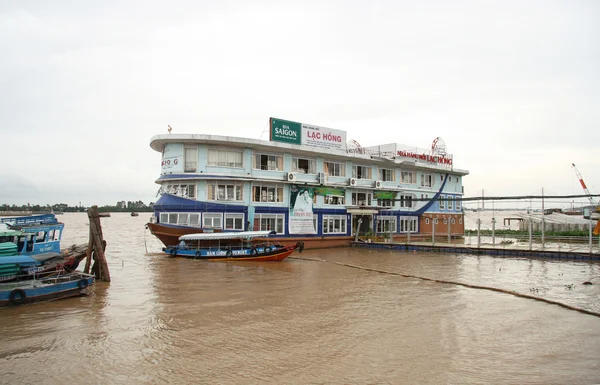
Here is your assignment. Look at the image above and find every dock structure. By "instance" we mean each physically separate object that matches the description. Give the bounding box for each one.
[84,206,110,282]
[353,239,600,261]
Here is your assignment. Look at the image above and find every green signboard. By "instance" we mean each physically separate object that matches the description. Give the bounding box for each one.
[270,117,302,145]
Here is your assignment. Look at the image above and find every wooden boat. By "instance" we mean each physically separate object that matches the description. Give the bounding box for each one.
[0,271,94,307]
[163,230,304,261]
[131,212,139,217]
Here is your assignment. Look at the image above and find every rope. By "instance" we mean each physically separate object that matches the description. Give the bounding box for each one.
[291,256,600,318]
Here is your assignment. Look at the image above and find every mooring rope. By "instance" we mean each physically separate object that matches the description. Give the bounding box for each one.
[291,256,600,318]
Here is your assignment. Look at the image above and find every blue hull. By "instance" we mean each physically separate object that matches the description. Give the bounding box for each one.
[0,272,95,307]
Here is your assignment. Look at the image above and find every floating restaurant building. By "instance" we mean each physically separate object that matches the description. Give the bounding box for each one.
[147,118,469,249]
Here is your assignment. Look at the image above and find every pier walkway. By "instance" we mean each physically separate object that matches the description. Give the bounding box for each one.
[353,239,600,261]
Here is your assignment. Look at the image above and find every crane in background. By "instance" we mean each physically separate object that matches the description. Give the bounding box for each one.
[571,163,600,235]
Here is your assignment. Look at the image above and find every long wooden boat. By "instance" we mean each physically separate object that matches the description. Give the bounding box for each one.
[0,271,94,307]
[163,230,304,261]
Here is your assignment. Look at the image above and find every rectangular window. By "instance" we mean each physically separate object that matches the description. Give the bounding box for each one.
[351,191,372,206]
[207,182,243,201]
[184,145,198,172]
[379,199,393,207]
[324,195,345,205]
[225,213,244,230]
[401,171,417,184]
[379,168,395,182]
[178,213,189,225]
[322,215,347,234]
[421,174,433,187]
[207,148,244,168]
[439,195,445,210]
[399,194,413,208]
[455,197,462,210]
[324,161,345,177]
[292,157,316,174]
[163,184,196,199]
[252,184,284,203]
[189,213,200,227]
[399,217,418,233]
[253,214,284,233]
[253,153,283,171]
[203,213,223,229]
[352,165,371,179]
[376,216,397,233]
[447,196,453,210]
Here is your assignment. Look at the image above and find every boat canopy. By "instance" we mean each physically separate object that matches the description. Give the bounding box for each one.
[179,230,276,241]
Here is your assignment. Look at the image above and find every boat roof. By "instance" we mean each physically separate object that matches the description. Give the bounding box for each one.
[0,223,23,237]
[179,230,276,241]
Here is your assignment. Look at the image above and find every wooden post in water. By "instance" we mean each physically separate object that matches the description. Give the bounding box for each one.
[85,205,110,282]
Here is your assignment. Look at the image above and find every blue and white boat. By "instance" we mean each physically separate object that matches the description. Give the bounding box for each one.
[0,214,64,256]
[0,271,95,307]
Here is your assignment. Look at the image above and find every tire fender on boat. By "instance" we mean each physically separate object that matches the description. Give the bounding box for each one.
[226,250,232,257]
[170,248,177,257]
[78,279,89,290]
[195,250,201,258]
[9,289,26,305]
[251,247,258,255]
[264,247,271,253]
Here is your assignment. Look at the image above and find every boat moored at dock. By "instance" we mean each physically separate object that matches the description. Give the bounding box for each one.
[147,118,469,249]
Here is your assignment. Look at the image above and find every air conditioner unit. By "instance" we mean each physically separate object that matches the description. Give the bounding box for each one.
[374,180,383,189]
[349,177,357,186]
[287,172,297,182]
[317,172,327,185]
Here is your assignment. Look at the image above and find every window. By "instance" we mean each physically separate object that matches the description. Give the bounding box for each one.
[253,153,283,171]
[379,168,395,182]
[203,213,223,228]
[324,195,345,205]
[376,216,397,233]
[324,161,345,177]
[421,174,433,187]
[351,191,372,206]
[208,148,243,168]
[162,184,196,199]
[225,213,244,230]
[379,199,393,208]
[159,212,201,227]
[185,145,198,172]
[253,214,284,233]
[400,217,418,232]
[455,197,461,210]
[399,194,414,208]
[352,165,371,179]
[323,215,347,234]
[439,195,445,210]
[401,171,417,184]
[207,182,243,201]
[447,196,453,210]
[252,184,284,203]
[292,157,316,174]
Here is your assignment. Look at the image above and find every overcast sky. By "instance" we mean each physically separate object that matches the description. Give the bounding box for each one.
[1,0,598,208]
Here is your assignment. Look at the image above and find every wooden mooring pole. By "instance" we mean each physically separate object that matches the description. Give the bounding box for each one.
[85,205,110,282]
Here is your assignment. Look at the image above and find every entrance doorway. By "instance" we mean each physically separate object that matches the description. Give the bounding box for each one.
[352,214,373,237]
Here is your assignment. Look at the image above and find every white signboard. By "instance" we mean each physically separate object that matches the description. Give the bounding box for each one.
[301,123,347,151]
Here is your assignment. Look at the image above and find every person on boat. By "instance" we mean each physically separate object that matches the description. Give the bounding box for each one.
[178,240,186,249]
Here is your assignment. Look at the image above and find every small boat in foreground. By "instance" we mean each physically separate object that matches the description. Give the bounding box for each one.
[163,230,304,261]
[0,271,95,307]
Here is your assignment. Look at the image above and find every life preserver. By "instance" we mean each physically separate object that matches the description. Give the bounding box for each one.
[78,279,89,289]
[9,289,26,305]
[170,248,177,256]
[226,250,232,257]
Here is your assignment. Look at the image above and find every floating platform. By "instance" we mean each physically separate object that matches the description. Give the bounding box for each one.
[353,241,600,261]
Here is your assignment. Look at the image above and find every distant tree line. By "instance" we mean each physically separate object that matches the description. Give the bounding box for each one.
[0,201,154,213]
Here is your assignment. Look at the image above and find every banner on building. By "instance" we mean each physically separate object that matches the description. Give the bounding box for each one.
[289,185,317,234]
[270,117,347,151]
